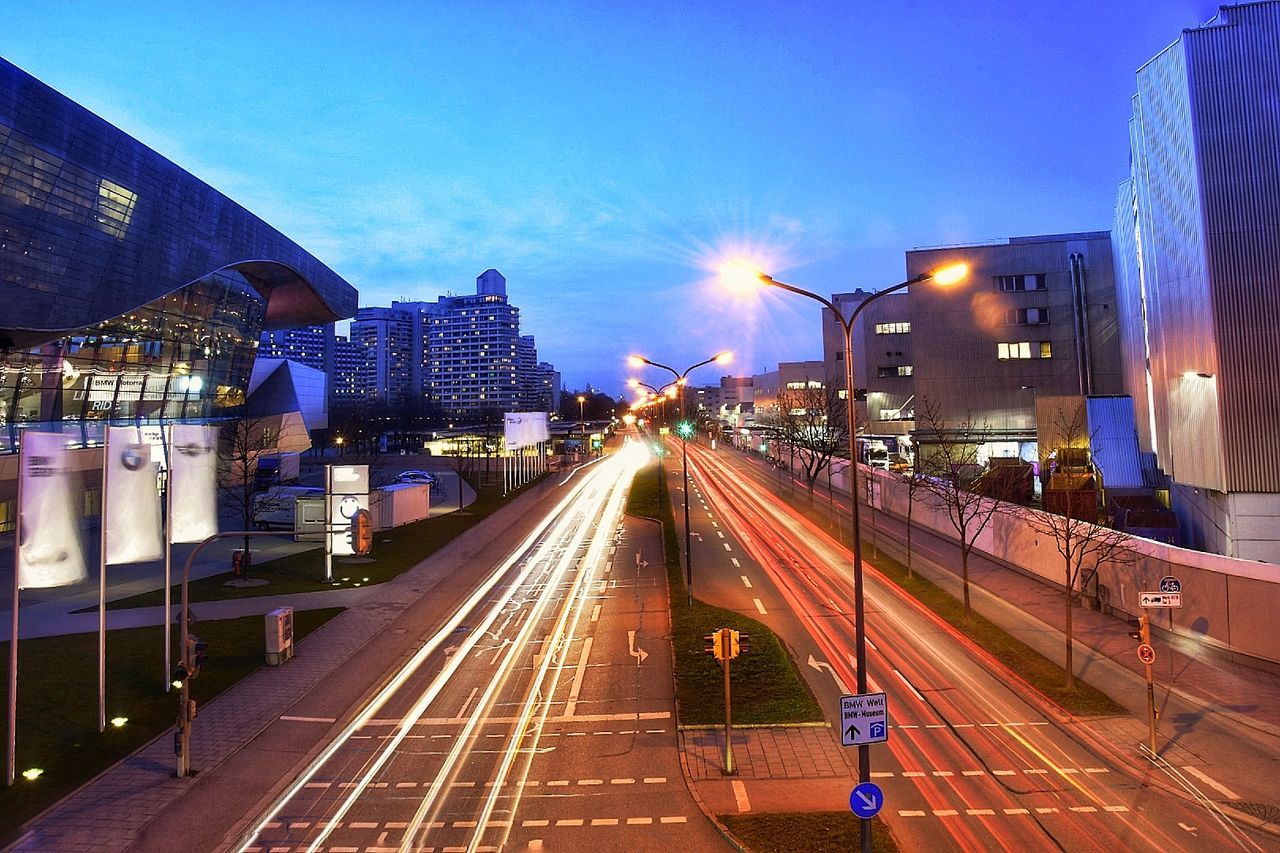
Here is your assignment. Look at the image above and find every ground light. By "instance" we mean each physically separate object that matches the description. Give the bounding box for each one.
[110,716,127,728]
[22,768,42,780]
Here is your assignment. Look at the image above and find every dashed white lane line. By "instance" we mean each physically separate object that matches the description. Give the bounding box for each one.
[1182,765,1242,799]
[900,806,1126,818]
[753,598,767,614]
[591,604,601,622]
[741,576,753,588]
[660,816,688,824]
[875,767,1108,778]
[723,543,732,551]
[732,779,751,813]
[717,530,726,538]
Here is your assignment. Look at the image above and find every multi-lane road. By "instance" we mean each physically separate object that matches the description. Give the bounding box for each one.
[242,440,727,853]
[682,441,1270,852]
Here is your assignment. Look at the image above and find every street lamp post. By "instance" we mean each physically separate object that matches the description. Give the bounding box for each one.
[725,260,967,853]
[629,351,731,607]
[577,395,586,457]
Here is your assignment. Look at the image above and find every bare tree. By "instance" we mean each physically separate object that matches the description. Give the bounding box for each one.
[1026,399,1139,689]
[218,414,279,578]
[914,398,1012,620]
[894,454,930,580]
[754,384,848,497]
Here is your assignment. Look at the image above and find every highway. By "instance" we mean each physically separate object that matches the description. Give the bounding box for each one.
[240,440,727,853]
[683,441,1270,853]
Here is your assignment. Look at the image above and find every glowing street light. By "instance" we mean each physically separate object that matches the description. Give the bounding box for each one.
[629,350,733,606]
[721,258,968,853]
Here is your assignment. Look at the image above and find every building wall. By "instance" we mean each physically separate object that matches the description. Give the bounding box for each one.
[906,233,1122,440]
[824,290,915,423]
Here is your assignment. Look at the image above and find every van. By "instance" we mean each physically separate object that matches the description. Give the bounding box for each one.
[253,485,323,529]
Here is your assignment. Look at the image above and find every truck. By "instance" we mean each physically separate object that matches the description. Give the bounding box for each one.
[254,453,301,487]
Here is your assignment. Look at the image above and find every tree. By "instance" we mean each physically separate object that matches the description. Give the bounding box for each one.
[218,414,280,579]
[753,384,848,497]
[1025,399,1138,689]
[894,454,929,580]
[914,398,1013,620]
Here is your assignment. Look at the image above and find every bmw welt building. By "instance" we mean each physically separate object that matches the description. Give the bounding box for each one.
[0,57,357,519]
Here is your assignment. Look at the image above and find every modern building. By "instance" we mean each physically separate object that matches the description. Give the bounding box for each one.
[0,56,356,447]
[426,269,522,416]
[331,335,362,407]
[534,361,562,414]
[516,334,538,410]
[1112,1,1280,560]
[822,290,914,426]
[349,305,416,406]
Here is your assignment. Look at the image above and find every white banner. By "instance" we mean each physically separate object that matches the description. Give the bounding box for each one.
[17,432,87,589]
[104,427,163,564]
[168,424,218,543]
[504,412,550,450]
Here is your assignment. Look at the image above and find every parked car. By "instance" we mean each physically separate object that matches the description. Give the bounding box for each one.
[396,469,438,487]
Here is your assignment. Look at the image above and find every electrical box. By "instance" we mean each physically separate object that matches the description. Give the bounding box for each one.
[265,606,294,666]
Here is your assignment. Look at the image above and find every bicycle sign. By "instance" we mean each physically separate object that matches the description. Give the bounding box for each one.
[1159,576,1182,594]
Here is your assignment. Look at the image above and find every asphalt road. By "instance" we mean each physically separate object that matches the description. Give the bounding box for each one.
[679,442,1272,853]
[239,440,727,853]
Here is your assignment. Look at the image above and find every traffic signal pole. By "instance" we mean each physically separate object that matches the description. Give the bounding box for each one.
[723,639,734,776]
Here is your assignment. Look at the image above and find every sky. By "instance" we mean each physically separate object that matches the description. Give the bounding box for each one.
[2,0,1220,397]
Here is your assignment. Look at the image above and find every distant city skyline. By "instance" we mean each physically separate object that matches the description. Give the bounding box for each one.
[3,0,1218,394]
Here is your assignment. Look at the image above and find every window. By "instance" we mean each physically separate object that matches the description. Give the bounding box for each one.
[877,365,913,378]
[874,322,911,335]
[997,341,1052,360]
[995,274,1046,292]
[1004,307,1050,325]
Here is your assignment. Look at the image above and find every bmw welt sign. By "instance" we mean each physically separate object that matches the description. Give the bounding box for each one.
[504,412,550,450]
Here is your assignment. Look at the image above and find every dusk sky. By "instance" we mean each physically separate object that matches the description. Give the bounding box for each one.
[4,1,1217,397]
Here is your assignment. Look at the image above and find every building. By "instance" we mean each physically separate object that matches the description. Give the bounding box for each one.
[516,334,538,410]
[1112,1,1280,560]
[534,361,562,414]
[752,361,828,415]
[349,305,416,406]
[0,56,355,445]
[258,324,330,373]
[331,335,362,407]
[823,290,914,426]
[426,269,522,416]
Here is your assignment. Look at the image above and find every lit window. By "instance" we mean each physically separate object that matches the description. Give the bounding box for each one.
[874,322,911,335]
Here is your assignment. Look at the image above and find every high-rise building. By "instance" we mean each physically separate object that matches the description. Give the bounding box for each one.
[426,270,522,416]
[1112,1,1280,560]
[534,362,561,414]
[331,335,362,407]
[516,334,539,410]
[350,306,416,405]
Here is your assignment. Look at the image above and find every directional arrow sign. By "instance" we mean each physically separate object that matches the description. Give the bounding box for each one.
[840,692,888,747]
[809,655,850,694]
[849,782,884,819]
[627,630,648,665]
[1140,591,1182,608]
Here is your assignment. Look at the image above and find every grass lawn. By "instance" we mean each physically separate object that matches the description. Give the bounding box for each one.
[627,462,823,726]
[0,608,343,842]
[98,476,546,609]
[720,812,897,853]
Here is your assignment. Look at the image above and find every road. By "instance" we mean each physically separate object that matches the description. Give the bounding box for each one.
[681,441,1271,852]
[240,440,728,853]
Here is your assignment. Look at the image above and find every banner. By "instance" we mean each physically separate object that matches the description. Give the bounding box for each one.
[17,432,87,589]
[327,464,369,557]
[104,426,163,564]
[504,412,550,450]
[168,424,218,543]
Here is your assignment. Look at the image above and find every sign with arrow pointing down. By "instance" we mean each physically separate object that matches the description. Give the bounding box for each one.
[840,692,888,747]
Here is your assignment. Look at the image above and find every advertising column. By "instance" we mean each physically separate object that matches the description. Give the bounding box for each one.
[325,464,369,581]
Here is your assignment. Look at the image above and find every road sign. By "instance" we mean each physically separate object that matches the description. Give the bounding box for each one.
[840,692,888,747]
[1137,643,1156,665]
[1159,576,1182,594]
[849,782,884,819]
[1140,591,1182,608]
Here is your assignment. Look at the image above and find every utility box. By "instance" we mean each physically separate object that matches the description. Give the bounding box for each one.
[265,606,294,666]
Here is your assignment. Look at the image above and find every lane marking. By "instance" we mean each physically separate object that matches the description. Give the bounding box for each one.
[900,810,927,817]
[717,531,726,538]
[723,543,732,551]
[732,779,751,812]
[591,604,601,623]
[660,816,688,824]
[731,558,741,567]
[1004,808,1029,815]
[893,668,925,702]
[279,715,337,723]
[626,817,653,825]
[753,598,767,614]
[741,576,753,588]
[1182,765,1242,800]
[564,636,595,717]
[457,687,479,719]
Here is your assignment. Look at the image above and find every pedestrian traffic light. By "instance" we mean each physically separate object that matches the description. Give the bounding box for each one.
[704,632,724,661]
[351,507,373,556]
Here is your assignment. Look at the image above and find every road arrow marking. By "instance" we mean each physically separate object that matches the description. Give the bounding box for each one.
[807,654,850,693]
[628,630,649,665]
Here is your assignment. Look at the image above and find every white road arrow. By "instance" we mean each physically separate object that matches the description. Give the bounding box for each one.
[807,654,850,694]
[628,630,649,665]
[634,552,649,569]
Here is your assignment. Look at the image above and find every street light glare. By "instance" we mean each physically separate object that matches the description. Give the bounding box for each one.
[931,261,970,286]
[715,351,733,365]
[627,354,646,368]
[720,259,765,292]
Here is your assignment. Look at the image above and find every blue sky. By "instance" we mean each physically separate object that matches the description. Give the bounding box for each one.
[3,1,1216,396]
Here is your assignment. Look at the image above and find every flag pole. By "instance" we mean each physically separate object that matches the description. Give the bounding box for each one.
[7,435,25,786]
[98,429,110,732]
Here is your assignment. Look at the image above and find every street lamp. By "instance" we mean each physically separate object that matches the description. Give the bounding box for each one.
[577,395,586,456]
[628,350,732,606]
[723,258,967,853]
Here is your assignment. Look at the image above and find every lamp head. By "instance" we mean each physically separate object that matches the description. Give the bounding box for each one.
[720,259,767,293]
[714,350,733,366]
[627,355,647,368]
[930,261,970,286]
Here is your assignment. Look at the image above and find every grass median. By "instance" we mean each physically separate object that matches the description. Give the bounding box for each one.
[721,812,897,853]
[627,461,822,726]
[0,608,343,842]
[99,476,547,609]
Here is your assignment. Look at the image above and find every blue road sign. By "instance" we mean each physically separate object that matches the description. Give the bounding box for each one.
[1159,576,1181,593]
[850,782,884,819]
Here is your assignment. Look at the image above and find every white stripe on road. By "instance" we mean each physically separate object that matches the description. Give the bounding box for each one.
[731,558,741,567]
[893,668,925,702]
[564,636,594,717]
[753,598,766,614]
[1182,765,1242,799]
[591,604,601,623]
[279,715,337,723]
[741,576,752,588]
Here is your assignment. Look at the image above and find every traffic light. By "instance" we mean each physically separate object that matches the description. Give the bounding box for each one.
[677,421,695,439]
[351,507,373,556]
[731,631,749,657]
[1127,613,1151,644]
[187,634,208,679]
[704,632,724,661]
[170,664,191,690]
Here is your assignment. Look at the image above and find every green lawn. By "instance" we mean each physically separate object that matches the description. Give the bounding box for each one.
[98,476,546,609]
[627,463,823,726]
[0,608,343,841]
[721,812,897,853]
